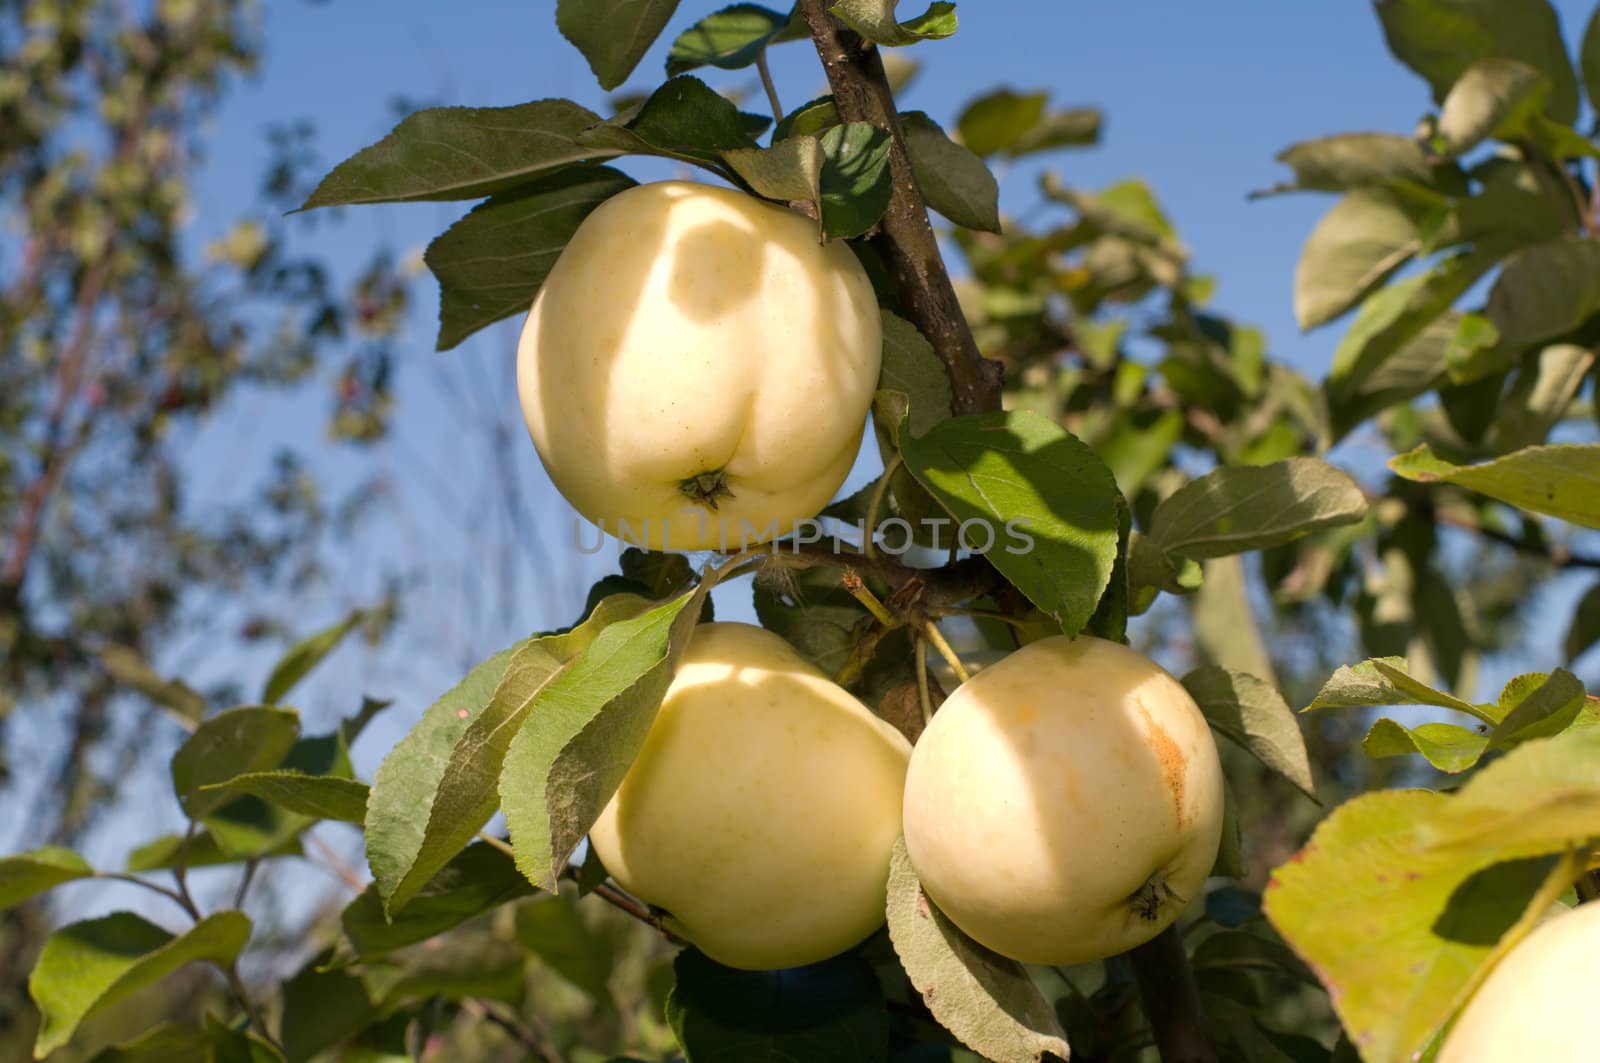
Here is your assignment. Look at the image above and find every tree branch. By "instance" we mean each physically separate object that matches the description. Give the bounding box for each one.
[796,0,1002,415]
[1127,925,1218,1063]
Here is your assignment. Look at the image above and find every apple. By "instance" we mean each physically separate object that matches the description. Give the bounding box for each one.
[517,181,882,552]
[588,622,912,970]
[901,634,1224,965]
[1438,899,1600,1061]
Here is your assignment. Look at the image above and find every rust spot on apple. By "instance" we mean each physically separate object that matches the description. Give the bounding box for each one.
[1137,703,1187,826]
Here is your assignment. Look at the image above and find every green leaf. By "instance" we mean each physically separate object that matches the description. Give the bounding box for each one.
[501,584,709,891]
[171,707,300,820]
[772,95,842,142]
[878,310,952,436]
[425,166,637,351]
[900,410,1120,636]
[666,4,803,75]
[30,911,251,1057]
[124,831,301,873]
[557,0,682,90]
[1262,790,1569,1063]
[1085,491,1131,644]
[96,645,206,728]
[206,1014,284,1063]
[1483,238,1600,354]
[300,99,614,209]
[1434,58,1549,157]
[1191,556,1276,682]
[1375,0,1579,124]
[262,610,364,705]
[1489,669,1588,748]
[884,839,1070,1063]
[1008,106,1101,156]
[1182,667,1316,798]
[576,76,759,173]
[0,847,93,910]
[1492,344,1596,450]
[280,950,380,1063]
[667,948,887,1061]
[722,135,824,208]
[367,596,646,916]
[1361,717,1489,772]
[1584,5,1600,115]
[752,566,865,678]
[828,0,956,46]
[817,122,893,240]
[901,112,1000,233]
[1388,443,1600,529]
[1302,656,1490,721]
[1566,580,1600,663]
[88,1024,213,1063]
[1267,133,1435,193]
[200,772,368,823]
[342,841,532,959]
[957,89,1048,157]
[514,893,614,999]
[1294,189,1424,329]
[1148,457,1368,560]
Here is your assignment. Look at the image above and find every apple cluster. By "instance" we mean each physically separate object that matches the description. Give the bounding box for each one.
[518,182,1226,971]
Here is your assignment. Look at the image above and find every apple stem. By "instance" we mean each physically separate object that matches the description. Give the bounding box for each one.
[795,0,1003,417]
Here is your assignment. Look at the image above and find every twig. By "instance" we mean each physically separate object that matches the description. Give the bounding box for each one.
[915,638,933,725]
[233,859,259,910]
[1126,925,1218,1063]
[94,872,193,917]
[919,621,970,684]
[796,0,1002,415]
[223,959,281,1054]
[590,882,687,945]
[863,454,903,561]
[756,51,785,124]
[306,831,367,893]
[1433,509,1600,569]
[461,998,563,1063]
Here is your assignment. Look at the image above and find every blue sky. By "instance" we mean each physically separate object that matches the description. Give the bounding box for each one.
[35,1,1600,889]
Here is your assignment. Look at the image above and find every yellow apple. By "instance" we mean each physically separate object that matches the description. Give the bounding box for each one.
[1438,900,1600,1061]
[588,622,912,970]
[902,634,1224,965]
[517,181,881,552]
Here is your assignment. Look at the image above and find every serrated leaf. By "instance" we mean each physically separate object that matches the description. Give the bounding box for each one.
[1567,581,1600,663]
[772,95,841,142]
[577,75,759,173]
[884,839,1069,1063]
[1435,58,1549,157]
[1182,667,1315,798]
[557,0,682,90]
[1149,458,1367,560]
[1483,238,1600,354]
[1419,727,1600,853]
[818,122,893,239]
[124,831,301,873]
[1268,133,1435,193]
[722,135,825,207]
[262,611,364,705]
[828,0,956,46]
[901,112,1000,233]
[1361,718,1489,772]
[199,773,369,823]
[300,99,614,209]
[171,707,300,820]
[1490,669,1588,748]
[426,166,636,351]
[368,596,645,916]
[30,911,251,1057]
[1263,790,1571,1063]
[1388,443,1600,529]
[900,410,1120,636]
[667,948,887,1062]
[342,842,531,959]
[666,4,803,75]
[1294,189,1424,330]
[1375,0,1579,125]
[501,584,709,891]
[1303,657,1490,720]
[515,893,614,999]
[878,310,952,436]
[0,847,93,910]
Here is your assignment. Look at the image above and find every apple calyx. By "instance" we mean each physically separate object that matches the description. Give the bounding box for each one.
[1127,868,1184,923]
[680,469,735,510]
